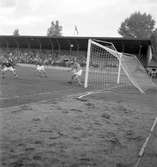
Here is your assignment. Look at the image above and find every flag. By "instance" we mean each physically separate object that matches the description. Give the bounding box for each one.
[74,25,79,35]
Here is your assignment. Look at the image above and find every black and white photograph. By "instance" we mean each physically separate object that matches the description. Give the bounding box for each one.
[0,0,157,166]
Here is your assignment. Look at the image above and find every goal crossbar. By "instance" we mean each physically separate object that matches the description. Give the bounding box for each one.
[84,39,157,93]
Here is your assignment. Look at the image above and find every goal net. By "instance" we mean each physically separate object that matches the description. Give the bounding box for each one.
[84,39,156,93]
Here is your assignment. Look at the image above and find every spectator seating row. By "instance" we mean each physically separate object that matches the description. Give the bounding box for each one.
[0,48,87,67]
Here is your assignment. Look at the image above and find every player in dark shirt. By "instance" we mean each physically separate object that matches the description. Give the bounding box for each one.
[1,57,18,79]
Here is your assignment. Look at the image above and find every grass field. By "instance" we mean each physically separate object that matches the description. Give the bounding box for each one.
[0,64,157,167]
[0,64,87,108]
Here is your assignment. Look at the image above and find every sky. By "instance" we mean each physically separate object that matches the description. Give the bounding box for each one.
[0,0,157,37]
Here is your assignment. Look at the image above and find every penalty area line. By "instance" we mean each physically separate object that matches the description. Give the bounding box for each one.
[0,88,86,101]
[76,85,123,99]
[77,91,93,99]
[77,90,111,99]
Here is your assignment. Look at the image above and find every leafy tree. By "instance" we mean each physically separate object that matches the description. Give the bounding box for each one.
[47,20,62,36]
[13,29,20,36]
[118,12,155,39]
[150,29,157,61]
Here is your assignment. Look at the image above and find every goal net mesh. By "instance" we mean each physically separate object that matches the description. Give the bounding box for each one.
[84,39,156,93]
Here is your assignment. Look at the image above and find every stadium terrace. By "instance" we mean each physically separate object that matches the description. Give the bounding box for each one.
[0,35,151,67]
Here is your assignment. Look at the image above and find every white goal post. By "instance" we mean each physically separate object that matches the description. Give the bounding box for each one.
[84,39,123,89]
[84,39,156,93]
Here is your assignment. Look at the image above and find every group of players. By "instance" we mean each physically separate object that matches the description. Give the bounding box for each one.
[0,54,83,86]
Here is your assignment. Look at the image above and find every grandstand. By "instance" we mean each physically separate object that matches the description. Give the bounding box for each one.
[0,35,151,67]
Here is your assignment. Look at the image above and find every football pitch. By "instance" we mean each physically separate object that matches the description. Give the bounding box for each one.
[0,64,157,167]
[0,64,88,108]
[0,64,132,108]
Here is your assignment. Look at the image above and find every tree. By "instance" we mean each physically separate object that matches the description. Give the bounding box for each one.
[150,29,157,61]
[118,12,155,39]
[47,20,62,36]
[13,29,20,36]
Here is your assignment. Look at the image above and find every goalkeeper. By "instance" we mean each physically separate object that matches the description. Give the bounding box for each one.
[68,57,82,86]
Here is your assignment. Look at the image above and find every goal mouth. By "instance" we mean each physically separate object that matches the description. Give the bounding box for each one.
[84,39,157,93]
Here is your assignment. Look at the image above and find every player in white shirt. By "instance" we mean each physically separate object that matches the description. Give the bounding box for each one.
[68,57,82,86]
[35,57,47,78]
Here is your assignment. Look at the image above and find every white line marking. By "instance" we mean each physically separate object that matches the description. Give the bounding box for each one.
[77,92,93,99]
[0,89,87,101]
[134,117,157,167]
[77,85,121,99]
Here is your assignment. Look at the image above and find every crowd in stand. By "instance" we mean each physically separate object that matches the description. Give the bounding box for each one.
[1,48,157,79]
[0,48,87,67]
